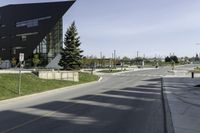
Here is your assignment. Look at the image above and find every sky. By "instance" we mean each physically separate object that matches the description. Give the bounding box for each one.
[1,0,200,58]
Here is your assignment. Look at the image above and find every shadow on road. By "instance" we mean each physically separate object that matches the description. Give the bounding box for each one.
[0,78,165,133]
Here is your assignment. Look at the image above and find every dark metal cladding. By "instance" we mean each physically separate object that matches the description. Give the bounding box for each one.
[0,1,75,60]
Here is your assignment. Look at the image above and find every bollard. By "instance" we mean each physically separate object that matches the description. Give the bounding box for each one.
[191,72,194,78]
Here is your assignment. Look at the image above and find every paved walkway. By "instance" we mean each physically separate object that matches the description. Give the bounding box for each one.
[164,77,200,133]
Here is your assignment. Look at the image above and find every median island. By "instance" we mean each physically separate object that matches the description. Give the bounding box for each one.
[0,72,99,100]
[98,69,127,73]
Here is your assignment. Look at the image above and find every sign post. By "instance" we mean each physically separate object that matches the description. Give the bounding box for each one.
[18,53,24,95]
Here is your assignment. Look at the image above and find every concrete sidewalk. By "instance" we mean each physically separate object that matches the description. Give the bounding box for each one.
[163,77,200,133]
[94,67,157,76]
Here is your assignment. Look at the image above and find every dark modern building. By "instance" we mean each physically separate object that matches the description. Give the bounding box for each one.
[0,0,75,67]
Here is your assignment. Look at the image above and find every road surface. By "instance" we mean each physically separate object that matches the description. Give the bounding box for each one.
[0,66,175,133]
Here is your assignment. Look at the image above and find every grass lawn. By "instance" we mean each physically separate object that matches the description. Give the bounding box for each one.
[194,66,200,71]
[0,72,99,100]
[98,69,126,73]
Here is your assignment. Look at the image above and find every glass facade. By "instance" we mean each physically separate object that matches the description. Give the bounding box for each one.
[33,18,63,66]
[16,16,51,28]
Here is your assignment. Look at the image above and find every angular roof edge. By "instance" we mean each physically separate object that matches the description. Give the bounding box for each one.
[0,0,76,9]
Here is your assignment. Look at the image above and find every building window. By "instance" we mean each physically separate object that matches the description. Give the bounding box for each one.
[1,48,6,51]
[0,36,6,39]
[21,35,27,41]
[16,32,38,41]
[16,16,51,28]
[16,20,38,28]
[12,47,25,54]
[0,24,6,28]
[13,48,16,54]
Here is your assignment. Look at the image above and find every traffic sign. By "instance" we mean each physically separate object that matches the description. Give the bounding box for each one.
[19,53,24,62]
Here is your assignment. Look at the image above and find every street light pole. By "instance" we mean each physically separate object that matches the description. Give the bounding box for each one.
[100,52,102,68]
[114,50,116,68]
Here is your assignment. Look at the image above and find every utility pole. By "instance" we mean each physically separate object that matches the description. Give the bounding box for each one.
[136,51,139,67]
[114,50,116,69]
[109,53,113,71]
[100,52,102,68]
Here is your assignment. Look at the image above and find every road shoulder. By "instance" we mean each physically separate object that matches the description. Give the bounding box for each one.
[163,77,200,133]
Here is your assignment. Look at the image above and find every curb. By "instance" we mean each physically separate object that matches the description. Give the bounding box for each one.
[105,68,157,76]
[161,77,175,133]
[112,70,134,75]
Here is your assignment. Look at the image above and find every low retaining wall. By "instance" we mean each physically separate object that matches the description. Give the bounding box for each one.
[38,71,79,82]
[0,69,32,74]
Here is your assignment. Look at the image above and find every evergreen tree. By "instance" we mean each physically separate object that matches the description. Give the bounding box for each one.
[59,22,83,70]
[170,56,179,63]
[165,56,179,63]
[165,56,171,62]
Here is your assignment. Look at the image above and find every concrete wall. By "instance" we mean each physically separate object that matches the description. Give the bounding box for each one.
[0,69,32,74]
[38,70,79,82]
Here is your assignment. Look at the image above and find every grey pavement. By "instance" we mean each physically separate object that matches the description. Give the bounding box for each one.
[0,67,171,133]
[163,64,200,133]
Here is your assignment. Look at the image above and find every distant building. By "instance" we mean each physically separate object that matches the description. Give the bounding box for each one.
[0,1,75,67]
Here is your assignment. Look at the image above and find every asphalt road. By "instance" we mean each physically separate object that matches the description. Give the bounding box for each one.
[0,67,173,133]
